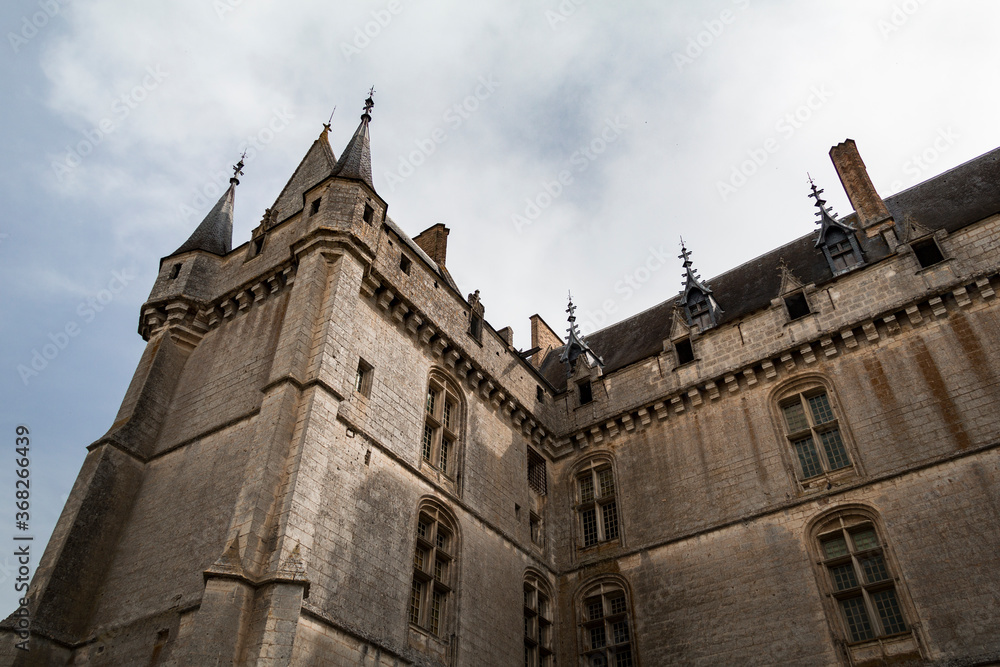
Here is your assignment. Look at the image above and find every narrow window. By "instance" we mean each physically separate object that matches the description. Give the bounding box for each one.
[468,313,483,342]
[524,573,554,666]
[309,198,321,216]
[422,376,461,478]
[400,254,412,274]
[576,458,621,549]
[675,338,694,366]
[249,235,265,258]
[686,291,713,331]
[529,512,542,547]
[784,291,811,320]
[527,447,547,495]
[410,503,458,641]
[169,263,181,280]
[536,386,545,402]
[354,358,373,397]
[579,580,634,666]
[363,203,375,224]
[912,238,944,268]
[779,386,852,482]
[578,380,593,406]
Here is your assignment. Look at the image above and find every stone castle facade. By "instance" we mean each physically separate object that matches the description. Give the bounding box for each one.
[4,97,1000,666]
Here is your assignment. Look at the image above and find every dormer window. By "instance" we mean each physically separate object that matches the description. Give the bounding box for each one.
[824,228,862,273]
[577,380,593,406]
[686,290,713,331]
[784,291,811,320]
[912,237,944,268]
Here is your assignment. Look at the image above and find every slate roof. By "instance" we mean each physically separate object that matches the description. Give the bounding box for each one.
[271,128,339,224]
[537,145,1000,391]
[331,114,375,192]
[169,181,235,257]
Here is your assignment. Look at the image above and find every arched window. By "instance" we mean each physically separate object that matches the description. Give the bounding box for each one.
[422,371,463,479]
[808,508,922,662]
[574,456,621,549]
[523,570,554,667]
[774,378,856,486]
[578,577,635,667]
[410,499,458,641]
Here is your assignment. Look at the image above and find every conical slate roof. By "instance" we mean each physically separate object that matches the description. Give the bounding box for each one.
[170,181,235,257]
[269,127,338,224]
[331,110,375,191]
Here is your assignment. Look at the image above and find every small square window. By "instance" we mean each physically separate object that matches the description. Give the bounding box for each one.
[399,254,412,274]
[354,358,373,396]
[784,292,811,320]
[912,238,945,268]
[363,203,375,224]
[310,198,321,216]
[578,380,593,405]
[675,338,694,365]
[169,263,181,280]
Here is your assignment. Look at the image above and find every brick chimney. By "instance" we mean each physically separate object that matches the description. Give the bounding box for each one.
[413,223,450,267]
[829,139,894,237]
[529,314,563,369]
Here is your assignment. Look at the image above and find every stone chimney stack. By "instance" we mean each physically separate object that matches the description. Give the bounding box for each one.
[529,314,562,369]
[829,139,894,237]
[413,223,450,267]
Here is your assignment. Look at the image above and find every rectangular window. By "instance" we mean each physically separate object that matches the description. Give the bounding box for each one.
[793,437,824,478]
[439,439,450,475]
[598,468,615,497]
[602,502,619,541]
[579,476,595,503]
[310,198,321,216]
[430,591,443,635]
[527,448,547,495]
[578,380,593,405]
[400,254,412,274]
[443,400,454,429]
[354,358,372,396]
[784,291,811,319]
[363,203,375,224]
[422,425,434,462]
[409,580,423,625]
[840,596,875,642]
[912,238,944,268]
[582,508,598,546]
[820,429,850,470]
[589,626,607,649]
[783,389,853,481]
[530,512,541,546]
[675,338,694,365]
[871,589,907,634]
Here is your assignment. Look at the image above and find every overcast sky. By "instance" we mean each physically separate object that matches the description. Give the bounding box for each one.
[2,0,999,613]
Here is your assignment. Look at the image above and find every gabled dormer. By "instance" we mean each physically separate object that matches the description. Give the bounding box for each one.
[810,177,864,276]
[679,240,722,332]
[559,294,604,398]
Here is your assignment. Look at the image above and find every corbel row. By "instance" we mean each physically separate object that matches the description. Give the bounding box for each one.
[550,273,998,457]
[361,272,552,449]
[140,264,297,347]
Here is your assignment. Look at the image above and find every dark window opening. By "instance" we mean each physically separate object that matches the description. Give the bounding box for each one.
[536,385,544,402]
[529,512,542,546]
[675,338,694,365]
[363,203,375,224]
[169,263,181,280]
[249,235,265,258]
[355,358,373,397]
[309,198,321,216]
[468,314,483,342]
[785,292,811,320]
[687,292,712,331]
[399,254,412,274]
[527,447,547,495]
[578,380,593,406]
[913,238,945,268]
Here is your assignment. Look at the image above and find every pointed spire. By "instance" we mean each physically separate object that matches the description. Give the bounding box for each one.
[678,239,723,329]
[559,292,604,375]
[678,237,714,298]
[169,154,244,257]
[331,87,376,191]
[808,173,855,247]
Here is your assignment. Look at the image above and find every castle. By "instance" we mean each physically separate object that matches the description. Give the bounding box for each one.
[4,94,1000,666]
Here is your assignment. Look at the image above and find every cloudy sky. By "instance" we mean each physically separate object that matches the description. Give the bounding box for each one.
[2,0,999,612]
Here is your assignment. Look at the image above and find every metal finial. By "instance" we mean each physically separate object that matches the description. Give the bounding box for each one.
[323,106,336,132]
[231,150,247,184]
[678,237,693,266]
[362,87,375,119]
[566,291,577,322]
